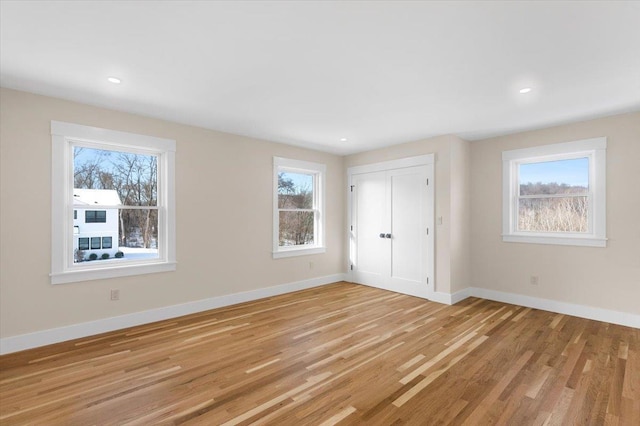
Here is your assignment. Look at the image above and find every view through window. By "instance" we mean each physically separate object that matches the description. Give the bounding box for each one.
[73,146,159,263]
[278,171,315,247]
[517,157,589,233]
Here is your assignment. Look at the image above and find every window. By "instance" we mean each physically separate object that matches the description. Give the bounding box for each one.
[91,237,102,250]
[502,137,606,247]
[102,236,112,249]
[273,157,326,258]
[85,210,106,223]
[51,121,176,284]
[78,238,89,250]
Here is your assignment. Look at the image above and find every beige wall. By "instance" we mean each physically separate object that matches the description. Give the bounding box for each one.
[470,112,640,315]
[0,88,345,338]
[344,135,472,295]
[2,86,637,341]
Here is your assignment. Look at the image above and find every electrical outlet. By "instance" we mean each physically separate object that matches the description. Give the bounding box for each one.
[530,276,539,286]
[110,289,120,301]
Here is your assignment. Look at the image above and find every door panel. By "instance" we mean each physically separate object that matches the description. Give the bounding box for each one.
[389,168,424,288]
[352,171,387,285]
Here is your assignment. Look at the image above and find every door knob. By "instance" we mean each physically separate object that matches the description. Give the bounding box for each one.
[385,233,392,239]
[379,233,385,238]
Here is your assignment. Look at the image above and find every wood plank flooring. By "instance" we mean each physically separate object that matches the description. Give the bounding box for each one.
[1,282,639,425]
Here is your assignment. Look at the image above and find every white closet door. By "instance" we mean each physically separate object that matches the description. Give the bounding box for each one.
[352,171,388,287]
[388,166,429,297]
[350,163,432,299]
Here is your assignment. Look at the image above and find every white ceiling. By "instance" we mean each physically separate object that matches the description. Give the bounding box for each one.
[1,1,639,155]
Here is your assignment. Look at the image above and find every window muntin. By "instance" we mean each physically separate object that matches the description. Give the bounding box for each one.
[502,138,606,247]
[51,121,176,284]
[273,157,326,258]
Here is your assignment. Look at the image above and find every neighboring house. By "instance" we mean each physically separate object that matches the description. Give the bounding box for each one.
[73,189,121,260]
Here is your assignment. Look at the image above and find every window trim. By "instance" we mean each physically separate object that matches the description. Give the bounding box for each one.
[273,157,326,258]
[502,137,607,247]
[51,121,176,284]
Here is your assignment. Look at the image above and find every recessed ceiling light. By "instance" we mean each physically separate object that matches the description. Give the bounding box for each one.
[340,138,347,142]
[519,87,532,94]
[107,77,121,84]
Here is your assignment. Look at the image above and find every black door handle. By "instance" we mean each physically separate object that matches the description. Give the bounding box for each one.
[379,233,385,238]
[385,234,392,239]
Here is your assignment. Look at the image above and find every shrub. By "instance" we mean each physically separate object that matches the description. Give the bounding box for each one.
[74,249,86,263]
[101,253,110,259]
[89,253,98,261]
[115,251,124,258]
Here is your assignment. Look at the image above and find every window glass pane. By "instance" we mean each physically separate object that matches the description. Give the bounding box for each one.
[279,211,315,246]
[518,196,588,233]
[74,209,158,263]
[78,238,89,250]
[278,172,313,209]
[102,237,112,249]
[74,146,157,207]
[119,208,159,252]
[519,158,589,196]
[91,237,102,249]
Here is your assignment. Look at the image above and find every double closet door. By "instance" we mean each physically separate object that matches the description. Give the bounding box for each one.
[349,156,434,299]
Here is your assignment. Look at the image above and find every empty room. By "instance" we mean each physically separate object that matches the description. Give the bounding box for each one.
[1,1,639,424]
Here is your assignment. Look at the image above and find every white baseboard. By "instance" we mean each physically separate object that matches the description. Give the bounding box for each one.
[428,291,455,305]
[450,288,472,305]
[451,287,639,329]
[0,273,346,355]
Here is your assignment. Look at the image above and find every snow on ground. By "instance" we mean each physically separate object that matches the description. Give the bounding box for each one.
[118,247,159,260]
[86,247,159,263]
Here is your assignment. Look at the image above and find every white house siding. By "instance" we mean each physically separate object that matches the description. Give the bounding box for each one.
[72,189,121,260]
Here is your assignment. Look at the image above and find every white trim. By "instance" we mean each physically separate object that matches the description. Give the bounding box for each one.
[50,262,177,285]
[502,235,606,247]
[273,157,326,258]
[51,121,176,284]
[0,274,347,355]
[449,287,639,329]
[272,247,326,259]
[450,288,472,305]
[51,121,176,152]
[347,154,435,176]
[502,137,607,247]
[501,137,606,160]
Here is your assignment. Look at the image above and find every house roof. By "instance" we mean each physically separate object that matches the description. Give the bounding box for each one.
[73,189,122,206]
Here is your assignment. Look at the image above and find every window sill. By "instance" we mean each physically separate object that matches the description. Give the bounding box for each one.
[51,261,177,284]
[272,246,326,259]
[502,234,606,248]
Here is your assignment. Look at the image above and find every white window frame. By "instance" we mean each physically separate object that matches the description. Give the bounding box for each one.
[502,137,606,247]
[273,157,326,258]
[51,121,176,284]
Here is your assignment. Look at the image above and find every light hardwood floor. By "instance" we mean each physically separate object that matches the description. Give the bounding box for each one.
[1,282,638,425]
